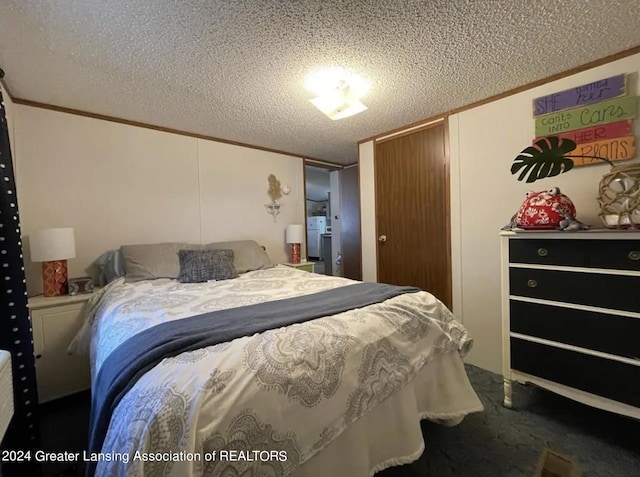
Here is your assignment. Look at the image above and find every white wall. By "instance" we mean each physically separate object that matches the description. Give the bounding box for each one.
[448,117,464,325]
[358,141,377,282]
[14,105,304,295]
[451,53,640,373]
[198,140,304,261]
[360,53,640,373]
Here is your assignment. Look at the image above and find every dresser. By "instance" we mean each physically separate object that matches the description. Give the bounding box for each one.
[500,231,640,419]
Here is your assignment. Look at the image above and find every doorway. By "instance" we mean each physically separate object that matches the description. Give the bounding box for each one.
[304,165,336,275]
[374,122,451,308]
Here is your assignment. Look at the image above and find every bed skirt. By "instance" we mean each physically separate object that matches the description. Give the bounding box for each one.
[295,350,483,476]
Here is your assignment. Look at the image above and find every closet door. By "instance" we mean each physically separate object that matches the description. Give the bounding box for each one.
[374,123,451,308]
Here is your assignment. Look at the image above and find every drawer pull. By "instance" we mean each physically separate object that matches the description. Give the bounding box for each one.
[628,251,640,261]
[35,354,42,360]
[537,248,548,257]
[527,279,538,288]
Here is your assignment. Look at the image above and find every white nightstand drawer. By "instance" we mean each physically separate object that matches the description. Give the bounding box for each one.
[30,295,93,402]
[282,262,315,273]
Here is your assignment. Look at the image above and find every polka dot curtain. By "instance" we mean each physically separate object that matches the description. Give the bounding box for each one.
[0,71,41,476]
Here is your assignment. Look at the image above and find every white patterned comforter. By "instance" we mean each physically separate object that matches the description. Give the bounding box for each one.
[82,265,478,477]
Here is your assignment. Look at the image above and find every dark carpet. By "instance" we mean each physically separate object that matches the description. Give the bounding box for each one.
[35,364,639,477]
[380,365,639,476]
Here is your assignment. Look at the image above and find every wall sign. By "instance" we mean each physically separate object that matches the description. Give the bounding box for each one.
[534,96,636,137]
[533,74,626,116]
[570,136,636,166]
[533,120,632,145]
[532,74,637,167]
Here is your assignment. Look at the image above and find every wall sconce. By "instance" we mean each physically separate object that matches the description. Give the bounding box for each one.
[264,202,282,222]
[265,174,290,222]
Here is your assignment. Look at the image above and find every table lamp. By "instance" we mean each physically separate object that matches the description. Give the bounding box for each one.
[285,224,304,264]
[30,227,76,297]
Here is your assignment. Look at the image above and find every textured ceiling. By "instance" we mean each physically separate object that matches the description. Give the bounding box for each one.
[1,1,640,165]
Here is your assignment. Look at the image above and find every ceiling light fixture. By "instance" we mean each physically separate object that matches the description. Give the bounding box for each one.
[306,67,370,120]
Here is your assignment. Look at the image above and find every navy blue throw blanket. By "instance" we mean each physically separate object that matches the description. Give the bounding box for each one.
[87,282,420,476]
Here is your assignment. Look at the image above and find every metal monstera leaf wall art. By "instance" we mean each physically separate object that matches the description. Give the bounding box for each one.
[510,136,613,184]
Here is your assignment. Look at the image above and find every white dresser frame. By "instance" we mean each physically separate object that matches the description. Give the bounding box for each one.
[500,230,640,420]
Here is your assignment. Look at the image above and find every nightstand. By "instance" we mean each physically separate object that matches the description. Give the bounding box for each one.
[29,293,93,403]
[282,262,315,273]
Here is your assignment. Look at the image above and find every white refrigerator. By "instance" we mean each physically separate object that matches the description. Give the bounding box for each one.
[306,216,326,259]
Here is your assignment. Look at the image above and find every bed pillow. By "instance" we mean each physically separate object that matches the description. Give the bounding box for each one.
[94,249,126,286]
[177,249,238,283]
[204,240,274,274]
[121,242,201,283]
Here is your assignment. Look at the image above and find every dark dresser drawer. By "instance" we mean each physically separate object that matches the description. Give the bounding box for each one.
[509,239,640,271]
[510,239,587,267]
[511,338,640,407]
[510,268,640,312]
[588,240,640,271]
[510,300,640,359]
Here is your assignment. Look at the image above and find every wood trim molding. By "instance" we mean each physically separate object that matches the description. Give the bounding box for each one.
[442,116,453,309]
[375,118,445,145]
[359,45,640,145]
[302,164,309,258]
[360,114,445,145]
[303,158,344,170]
[11,97,340,165]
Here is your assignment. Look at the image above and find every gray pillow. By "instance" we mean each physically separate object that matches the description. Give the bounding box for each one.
[178,249,238,283]
[95,249,126,286]
[204,240,273,274]
[121,242,201,283]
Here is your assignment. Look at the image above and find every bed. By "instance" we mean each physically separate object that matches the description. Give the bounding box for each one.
[73,241,483,477]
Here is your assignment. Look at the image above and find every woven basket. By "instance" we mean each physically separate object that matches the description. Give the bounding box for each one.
[597,163,640,229]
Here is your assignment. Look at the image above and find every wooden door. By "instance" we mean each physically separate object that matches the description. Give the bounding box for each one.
[374,123,451,308]
[340,166,362,280]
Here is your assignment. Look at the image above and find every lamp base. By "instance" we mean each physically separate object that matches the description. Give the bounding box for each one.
[289,243,301,264]
[42,260,69,297]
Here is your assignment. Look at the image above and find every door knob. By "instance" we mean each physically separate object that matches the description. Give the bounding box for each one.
[378,235,387,243]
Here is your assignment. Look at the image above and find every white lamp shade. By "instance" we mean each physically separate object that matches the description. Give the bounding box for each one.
[30,227,76,262]
[285,224,304,244]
